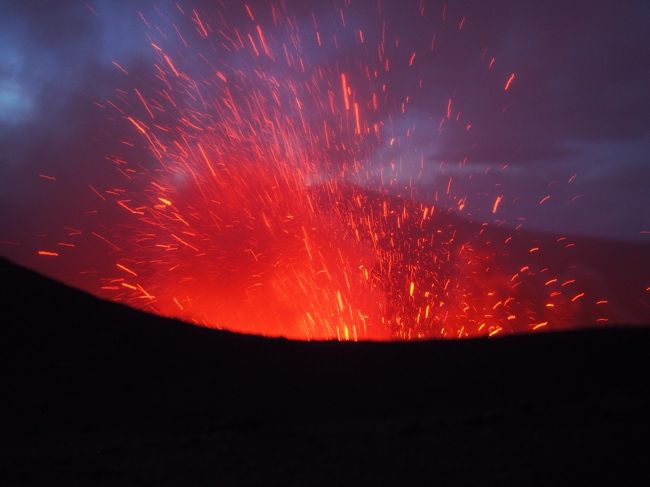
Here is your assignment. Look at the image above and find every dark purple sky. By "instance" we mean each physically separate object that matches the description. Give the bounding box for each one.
[1,0,649,259]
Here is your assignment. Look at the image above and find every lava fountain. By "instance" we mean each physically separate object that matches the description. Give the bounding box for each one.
[32,1,629,339]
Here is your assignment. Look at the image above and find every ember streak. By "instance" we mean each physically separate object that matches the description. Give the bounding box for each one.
[29,1,635,339]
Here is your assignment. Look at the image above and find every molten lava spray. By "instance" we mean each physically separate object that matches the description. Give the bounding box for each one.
[36,1,620,339]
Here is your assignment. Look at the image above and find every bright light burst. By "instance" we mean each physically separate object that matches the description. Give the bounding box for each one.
[42,1,615,340]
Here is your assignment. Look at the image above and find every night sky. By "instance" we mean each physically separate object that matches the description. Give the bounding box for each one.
[2,0,648,245]
[0,1,650,244]
[0,0,649,338]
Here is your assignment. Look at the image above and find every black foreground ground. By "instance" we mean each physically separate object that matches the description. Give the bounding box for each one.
[1,257,649,486]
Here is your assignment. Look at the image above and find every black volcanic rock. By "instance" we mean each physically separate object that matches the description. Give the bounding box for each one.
[1,257,650,486]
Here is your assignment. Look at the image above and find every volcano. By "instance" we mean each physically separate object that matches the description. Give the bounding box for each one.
[2,256,650,485]
[2,1,650,483]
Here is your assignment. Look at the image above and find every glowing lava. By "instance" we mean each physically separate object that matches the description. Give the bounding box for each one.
[36,1,624,340]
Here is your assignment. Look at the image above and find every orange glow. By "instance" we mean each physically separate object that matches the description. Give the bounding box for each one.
[37,250,59,257]
[33,2,625,341]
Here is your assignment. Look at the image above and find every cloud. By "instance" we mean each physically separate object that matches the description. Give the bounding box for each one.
[0,0,648,244]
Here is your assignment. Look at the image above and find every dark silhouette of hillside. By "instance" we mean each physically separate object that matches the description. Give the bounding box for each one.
[2,257,649,486]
